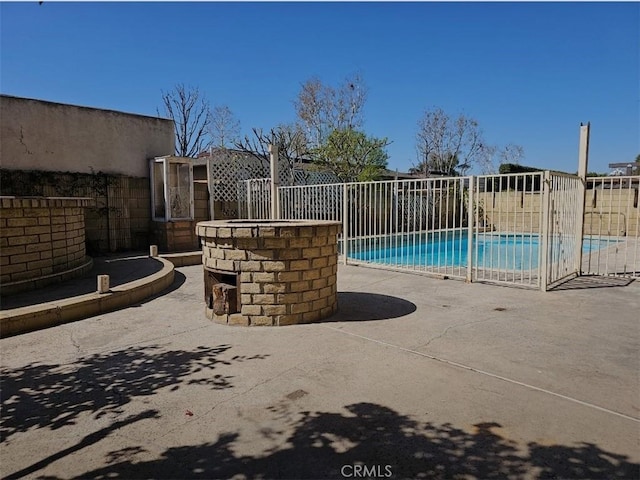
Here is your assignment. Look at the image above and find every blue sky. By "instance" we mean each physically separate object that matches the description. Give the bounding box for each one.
[1,2,638,174]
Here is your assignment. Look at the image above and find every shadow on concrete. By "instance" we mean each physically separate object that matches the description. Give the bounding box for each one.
[329,292,417,322]
[21,402,639,480]
[1,255,164,310]
[129,270,187,308]
[1,344,269,479]
[551,275,635,291]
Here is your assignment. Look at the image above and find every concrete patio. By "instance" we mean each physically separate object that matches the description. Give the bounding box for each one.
[1,264,638,479]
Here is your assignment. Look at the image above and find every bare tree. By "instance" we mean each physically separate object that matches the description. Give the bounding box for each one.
[413,107,485,176]
[476,144,498,174]
[498,143,524,166]
[294,73,367,149]
[210,105,240,148]
[160,84,212,157]
[234,124,309,184]
[477,143,526,174]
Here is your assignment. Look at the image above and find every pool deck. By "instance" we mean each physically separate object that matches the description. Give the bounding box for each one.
[1,264,638,479]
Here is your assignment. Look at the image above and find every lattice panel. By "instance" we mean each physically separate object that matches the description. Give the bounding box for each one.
[209,152,341,203]
[208,153,270,202]
[293,170,341,186]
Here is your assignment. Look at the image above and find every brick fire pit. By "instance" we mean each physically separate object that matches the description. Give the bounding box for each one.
[196,219,341,326]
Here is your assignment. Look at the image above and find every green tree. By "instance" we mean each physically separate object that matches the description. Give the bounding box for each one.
[311,128,389,182]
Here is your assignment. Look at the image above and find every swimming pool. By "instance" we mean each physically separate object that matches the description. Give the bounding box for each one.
[348,231,618,270]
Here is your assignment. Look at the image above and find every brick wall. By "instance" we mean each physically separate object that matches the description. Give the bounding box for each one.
[0,170,153,253]
[151,182,210,252]
[197,220,341,326]
[478,188,639,236]
[0,170,212,253]
[194,181,209,221]
[584,188,639,236]
[1,197,93,293]
[476,191,543,233]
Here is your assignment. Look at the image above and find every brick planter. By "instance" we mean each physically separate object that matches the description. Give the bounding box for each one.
[1,196,93,294]
[196,220,341,326]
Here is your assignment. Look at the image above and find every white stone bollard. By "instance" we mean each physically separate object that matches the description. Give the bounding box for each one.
[150,245,158,257]
[97,275,110,294]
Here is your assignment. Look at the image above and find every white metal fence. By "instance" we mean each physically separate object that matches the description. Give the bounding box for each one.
[582,176,640,277]
[238,173,341,220]
[207,149,340,219]
[542,172,584,289]
[280,183,344,222]
[242,172,640,290]
[473,173,544,287]
[238,178,271,220]
[342,178,472,280]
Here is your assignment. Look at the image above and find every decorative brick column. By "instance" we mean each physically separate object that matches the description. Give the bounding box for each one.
[196,220,341,326]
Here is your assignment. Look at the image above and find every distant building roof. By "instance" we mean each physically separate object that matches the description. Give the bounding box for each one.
[608,161,639,176]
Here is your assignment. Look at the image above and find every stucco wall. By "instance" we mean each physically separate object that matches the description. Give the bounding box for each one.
[0,95,174,177]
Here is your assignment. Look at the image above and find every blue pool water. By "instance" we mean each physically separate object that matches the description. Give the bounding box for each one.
[350,232,617,270]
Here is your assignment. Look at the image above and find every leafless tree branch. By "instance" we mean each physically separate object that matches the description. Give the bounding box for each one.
[295,74,368,149]
[159,84,212,157]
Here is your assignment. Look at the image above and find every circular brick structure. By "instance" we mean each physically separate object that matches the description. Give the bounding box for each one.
[1,196,93,295]
[196,219,341,326]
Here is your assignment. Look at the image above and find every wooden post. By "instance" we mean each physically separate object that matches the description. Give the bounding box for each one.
[269,144,280,220]
[577,122,590,179]
[575,122,590,274]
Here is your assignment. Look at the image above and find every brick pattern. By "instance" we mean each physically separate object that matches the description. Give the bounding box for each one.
[128,177,152,250]
[479,189,639,235]
[197,221,341,326]
[584,189,639,236]
[194,182,209,222]
[1,197,91,286]
[152,220,199,252]
[1,171,213,254]
[152,183,210,252]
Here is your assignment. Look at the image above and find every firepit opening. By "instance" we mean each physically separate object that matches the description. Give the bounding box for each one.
[204,268,240,315]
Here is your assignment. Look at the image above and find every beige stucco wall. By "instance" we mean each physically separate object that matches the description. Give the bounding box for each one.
[0,95,174,177]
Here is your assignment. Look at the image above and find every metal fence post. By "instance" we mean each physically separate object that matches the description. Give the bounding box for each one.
[540,171,551,291]
[466,176,475,283]
[246,180,252,220]
[342,183,349,265]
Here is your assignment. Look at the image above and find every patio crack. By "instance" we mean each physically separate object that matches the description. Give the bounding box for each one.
[68,329,84,356]
[322,325,640,424]
[412,316,496,350]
